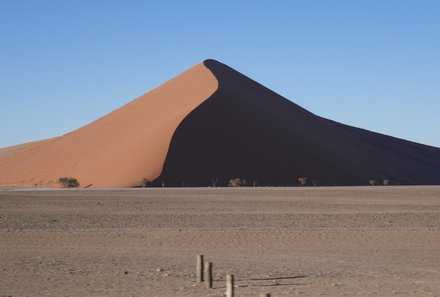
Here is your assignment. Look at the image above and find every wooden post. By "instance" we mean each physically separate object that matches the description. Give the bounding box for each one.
[196,254,204,282]
[226,274,234,297]
[259,293,271,297]
[204,261,212,289]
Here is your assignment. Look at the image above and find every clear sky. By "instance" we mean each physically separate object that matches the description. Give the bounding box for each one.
[1,0,439,148]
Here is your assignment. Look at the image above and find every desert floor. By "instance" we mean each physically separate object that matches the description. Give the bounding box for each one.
[1,186,440,297]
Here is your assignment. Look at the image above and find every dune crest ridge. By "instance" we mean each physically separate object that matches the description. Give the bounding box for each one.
[1,59,440,188]
[0,62,218,187]
[155,59,440,186]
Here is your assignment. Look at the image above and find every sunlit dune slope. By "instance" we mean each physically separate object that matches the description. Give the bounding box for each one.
[0,62,218,187]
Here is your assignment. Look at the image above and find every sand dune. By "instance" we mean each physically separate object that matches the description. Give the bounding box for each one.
[1,59,439,187]
[158,60,440,186]
[0,139,55,159]
[0,63,217,187]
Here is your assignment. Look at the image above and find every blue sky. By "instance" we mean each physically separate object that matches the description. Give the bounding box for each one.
[1,0,439,148]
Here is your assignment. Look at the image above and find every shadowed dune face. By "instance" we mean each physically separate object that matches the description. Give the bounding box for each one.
[0,63,218,188]
[156,60,440,187]
[1,59,440,188]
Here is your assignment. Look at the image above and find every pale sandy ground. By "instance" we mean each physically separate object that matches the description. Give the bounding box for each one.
[1,186,440,297]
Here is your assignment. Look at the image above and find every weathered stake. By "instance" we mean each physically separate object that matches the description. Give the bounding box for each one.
[226,274,234,297]
[204,261,213,289]
[196,254,204,282]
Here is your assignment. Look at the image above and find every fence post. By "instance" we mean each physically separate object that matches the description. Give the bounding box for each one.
[204,261,213,289]
[196,255,204,282]
[226,274,234,297]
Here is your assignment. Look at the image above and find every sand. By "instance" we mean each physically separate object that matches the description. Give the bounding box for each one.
[1,186,440,296]
[157,60,440,186]
[0,62,218,188]
[1,60,440,188]
[0,139,54,159]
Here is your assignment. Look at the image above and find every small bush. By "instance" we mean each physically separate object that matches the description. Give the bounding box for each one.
[228,178,243,187]
[139,178,152,187]
[383,179,390,186]
[369,180,377,186]
[58,177,80,188]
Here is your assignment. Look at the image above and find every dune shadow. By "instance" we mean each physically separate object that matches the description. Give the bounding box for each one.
[215,282,311,290]
[213,275,309,289]
[247,275,307,281]
[214,275,307,282]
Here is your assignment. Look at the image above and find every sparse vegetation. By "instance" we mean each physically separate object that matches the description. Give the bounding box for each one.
[298,177,308,187]
[369,180,377,186]
[228,178,243,187]
[211,177,219,187]
[312,180,318,187]
[58,177,80,188]
[139,178,152,187]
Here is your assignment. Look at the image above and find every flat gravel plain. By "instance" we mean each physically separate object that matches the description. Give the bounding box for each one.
[1,186,440,297]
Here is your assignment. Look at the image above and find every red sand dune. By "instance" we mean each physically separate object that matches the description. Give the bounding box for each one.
[0,63,218,187]
[1,59,440,187]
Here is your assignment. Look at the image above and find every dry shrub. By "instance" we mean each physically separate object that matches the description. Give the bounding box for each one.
[58,177,80,188]
[137,178,152,187]
[228,178,243,187]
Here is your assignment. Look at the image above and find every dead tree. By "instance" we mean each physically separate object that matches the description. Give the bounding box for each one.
[211,177,219,187]
[298,177,308,187]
